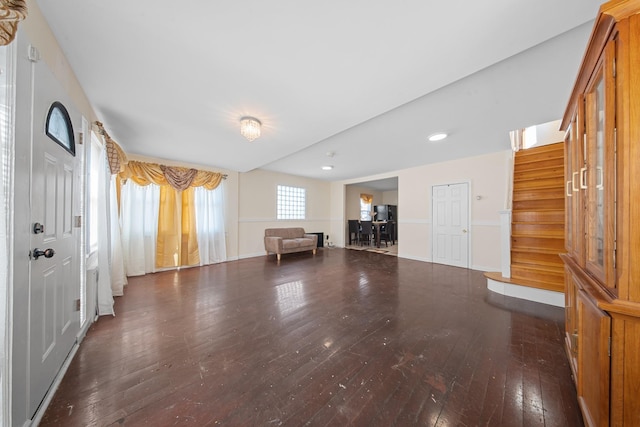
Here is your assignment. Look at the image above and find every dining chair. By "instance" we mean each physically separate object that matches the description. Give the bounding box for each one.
[380,221,395,246]
[359,220,373,246]
[348,219,360,245]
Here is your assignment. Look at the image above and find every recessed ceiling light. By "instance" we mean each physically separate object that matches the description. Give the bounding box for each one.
[428,132,448,142]
[322,165,333,171]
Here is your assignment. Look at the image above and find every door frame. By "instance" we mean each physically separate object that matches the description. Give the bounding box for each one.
[0,39,16,427]
[431,181,471,268]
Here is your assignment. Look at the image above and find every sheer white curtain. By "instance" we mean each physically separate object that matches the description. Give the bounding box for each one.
[120,181,160,276]
[195,183,227,265]
[96,147,114,316]
[109,175,127,295]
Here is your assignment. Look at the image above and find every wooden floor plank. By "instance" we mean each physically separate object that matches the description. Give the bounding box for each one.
[40,249,583,426]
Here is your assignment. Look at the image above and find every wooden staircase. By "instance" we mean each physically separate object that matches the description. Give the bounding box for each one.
[509,142,565,293]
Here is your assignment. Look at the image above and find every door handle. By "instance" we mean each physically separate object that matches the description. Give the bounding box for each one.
[580,167,587,189]
[462,229,468,233]
[31,248,55,260]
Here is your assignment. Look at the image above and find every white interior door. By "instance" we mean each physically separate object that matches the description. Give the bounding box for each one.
[27,48,80,417]
[432,183,469,268]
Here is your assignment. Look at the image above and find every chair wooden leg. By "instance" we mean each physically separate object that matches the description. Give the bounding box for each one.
[277,254,281,261]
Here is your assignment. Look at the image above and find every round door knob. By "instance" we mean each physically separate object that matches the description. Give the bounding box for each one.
[32,248,55,260]
[462,229,468,233]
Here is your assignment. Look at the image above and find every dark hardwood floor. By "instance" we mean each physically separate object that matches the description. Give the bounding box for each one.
[40,249,583,426]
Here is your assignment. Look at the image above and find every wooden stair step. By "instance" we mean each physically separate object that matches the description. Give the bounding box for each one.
[513,151,564,170]
[514,166,564,181]
[512,222,565,237]
[513,199,565,211]
[515,148,563,161]
[511,264,564,285]
[483,271,564,293]
[513,188,564,201]
[511,250,563,267]
[511,235,565,251]
[515,146,564,158]
[511,264,564,282]
[515,142,564,156]
[512,209,564,223]
[502,275,565,293]
[510,245,564,255]
[514,155,564,170]
[513,176,565,190]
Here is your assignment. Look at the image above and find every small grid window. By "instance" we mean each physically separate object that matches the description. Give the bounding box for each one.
[277,185,306,220]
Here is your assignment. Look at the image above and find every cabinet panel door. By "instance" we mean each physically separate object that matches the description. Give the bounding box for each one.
[565,267,579,378]
[577,290,611,427]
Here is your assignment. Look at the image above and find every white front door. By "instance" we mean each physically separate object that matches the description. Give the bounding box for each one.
[432,183,469,268]
[26,45,80,417]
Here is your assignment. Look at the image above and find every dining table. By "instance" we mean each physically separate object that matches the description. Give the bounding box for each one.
[372,221,387,248]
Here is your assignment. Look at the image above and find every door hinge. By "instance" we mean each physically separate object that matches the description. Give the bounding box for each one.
[78,133,84,145]
[75,299,81,312]
[74,216,82,228]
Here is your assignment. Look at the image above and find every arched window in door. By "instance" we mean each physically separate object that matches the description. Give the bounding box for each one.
[45,101,75,156]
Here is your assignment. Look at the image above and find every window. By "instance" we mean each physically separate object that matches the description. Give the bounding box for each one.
[45,101,76,156]
[277,185,306,219]
[360,194,372,220]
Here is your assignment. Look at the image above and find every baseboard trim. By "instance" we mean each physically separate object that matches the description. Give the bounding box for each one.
[486,277,564,307]
[398,254,431,263]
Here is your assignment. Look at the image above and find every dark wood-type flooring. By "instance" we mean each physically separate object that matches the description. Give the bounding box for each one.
[40,249,583,426]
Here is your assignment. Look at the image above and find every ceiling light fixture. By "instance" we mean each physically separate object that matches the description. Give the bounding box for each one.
[322,165,333,171]
[240,116,261,142]
[428,132,448,142]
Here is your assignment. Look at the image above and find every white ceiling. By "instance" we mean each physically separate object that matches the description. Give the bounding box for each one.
[36,1,602,186]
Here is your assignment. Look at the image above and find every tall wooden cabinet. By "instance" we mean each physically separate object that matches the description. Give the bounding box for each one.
[561,1,640,425]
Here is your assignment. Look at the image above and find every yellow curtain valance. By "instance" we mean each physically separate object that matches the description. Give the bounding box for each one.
[94,121,128,174]
[360,193,373,203]
[0,0,27,46]
[120,161,223,191]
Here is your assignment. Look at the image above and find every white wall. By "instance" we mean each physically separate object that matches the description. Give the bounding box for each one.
[334,150,510,271]
[382,190,398,205]
[532,119,565,148]
[238,169,331,258]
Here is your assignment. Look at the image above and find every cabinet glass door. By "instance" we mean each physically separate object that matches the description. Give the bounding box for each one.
[565,125,573,253]
[585,39,616,291]
[587,74,605,272]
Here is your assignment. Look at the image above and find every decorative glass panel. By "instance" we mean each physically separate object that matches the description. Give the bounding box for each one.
[593,77,605,268]
[277,185,306,220]
[45,101,75,156]
[565,123,573,252]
